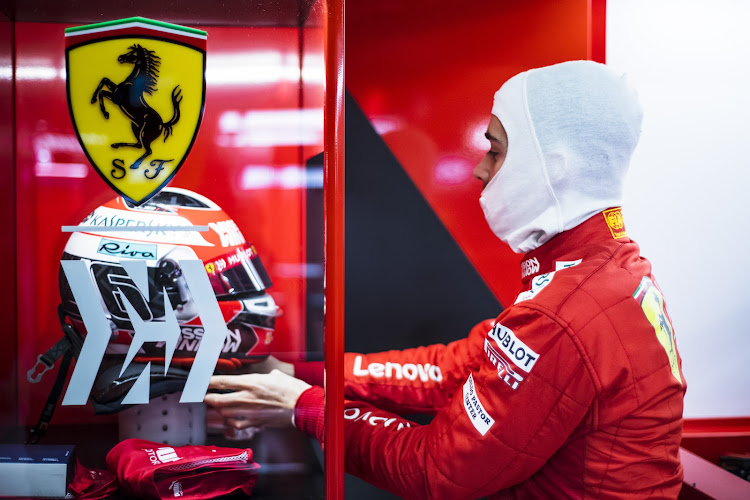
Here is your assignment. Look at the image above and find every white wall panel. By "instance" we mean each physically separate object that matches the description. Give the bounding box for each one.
[608,0,750,417]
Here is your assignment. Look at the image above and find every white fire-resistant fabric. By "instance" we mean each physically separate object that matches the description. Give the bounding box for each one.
[479,60,643,253]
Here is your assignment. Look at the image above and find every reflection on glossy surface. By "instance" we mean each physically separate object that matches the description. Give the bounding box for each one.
[15,65,64,80]
[217,108,323,147]
[33,132,89,178]
[4,3,328,497]
[15,23,324,427]
[240,165,323,190]
[207,52,300,85]
[433,156,473,186]
[13,51,323,85]
[207,52,324,85]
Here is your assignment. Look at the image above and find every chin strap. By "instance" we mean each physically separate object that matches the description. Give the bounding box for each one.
[26,306,83,444]
[27,350,73,444]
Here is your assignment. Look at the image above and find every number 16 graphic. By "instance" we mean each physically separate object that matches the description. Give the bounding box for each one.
[60,259,228,405]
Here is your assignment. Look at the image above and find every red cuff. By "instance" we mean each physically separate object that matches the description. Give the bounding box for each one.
[292,360,324,386]
[294,386,325,443]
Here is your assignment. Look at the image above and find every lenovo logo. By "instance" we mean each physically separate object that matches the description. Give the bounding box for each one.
[352,355,443,383]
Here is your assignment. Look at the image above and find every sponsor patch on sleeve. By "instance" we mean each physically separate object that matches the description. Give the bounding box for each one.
[462,373,495,436]
[483,323,539,390]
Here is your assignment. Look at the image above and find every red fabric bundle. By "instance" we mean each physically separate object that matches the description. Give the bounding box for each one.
[68,461,119,500]
[106,439,260,499]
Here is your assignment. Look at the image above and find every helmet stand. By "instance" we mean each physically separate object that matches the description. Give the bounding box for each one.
[118,392,206,446]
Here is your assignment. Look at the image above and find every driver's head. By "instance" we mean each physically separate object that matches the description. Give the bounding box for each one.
[475,60,643,253]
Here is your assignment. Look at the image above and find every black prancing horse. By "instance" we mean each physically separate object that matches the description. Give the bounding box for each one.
[91,44,182,170]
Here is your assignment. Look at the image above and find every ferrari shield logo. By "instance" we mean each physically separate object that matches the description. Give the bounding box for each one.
[66,17,206,205]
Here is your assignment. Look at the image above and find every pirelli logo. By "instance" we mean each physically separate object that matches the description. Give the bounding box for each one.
[484,323,539,390]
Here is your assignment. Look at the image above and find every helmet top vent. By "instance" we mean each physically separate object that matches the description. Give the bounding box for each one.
[148,191,211,209]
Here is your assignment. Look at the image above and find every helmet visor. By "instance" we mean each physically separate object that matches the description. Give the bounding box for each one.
[204,244,272,299]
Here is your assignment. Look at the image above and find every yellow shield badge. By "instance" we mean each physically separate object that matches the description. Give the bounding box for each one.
[66,17,206,205]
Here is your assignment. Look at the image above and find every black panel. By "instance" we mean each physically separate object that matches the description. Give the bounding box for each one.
[345,90,502,354]
[305,152,324,360]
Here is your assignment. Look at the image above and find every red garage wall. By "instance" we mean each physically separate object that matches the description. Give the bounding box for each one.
[346,0,604,307]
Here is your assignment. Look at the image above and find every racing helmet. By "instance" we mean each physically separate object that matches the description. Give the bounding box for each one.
[57,188,278,413]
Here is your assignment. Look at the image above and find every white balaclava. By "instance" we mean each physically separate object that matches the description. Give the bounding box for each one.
[479,60,643,253]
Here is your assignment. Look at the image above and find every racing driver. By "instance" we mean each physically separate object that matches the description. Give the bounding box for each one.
[204,61,687,499]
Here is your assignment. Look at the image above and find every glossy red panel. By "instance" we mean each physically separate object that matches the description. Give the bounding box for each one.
[682,417,750,466]
[346,0,592,307]
[590,0,607,63]
[323,0,345,496]
[14,23,324,425]
[0,16,16,431]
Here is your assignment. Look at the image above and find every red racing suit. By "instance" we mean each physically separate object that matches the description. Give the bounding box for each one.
[294,208,686,499]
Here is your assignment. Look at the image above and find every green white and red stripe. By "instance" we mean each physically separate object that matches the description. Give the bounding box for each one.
[65,17,206,49]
